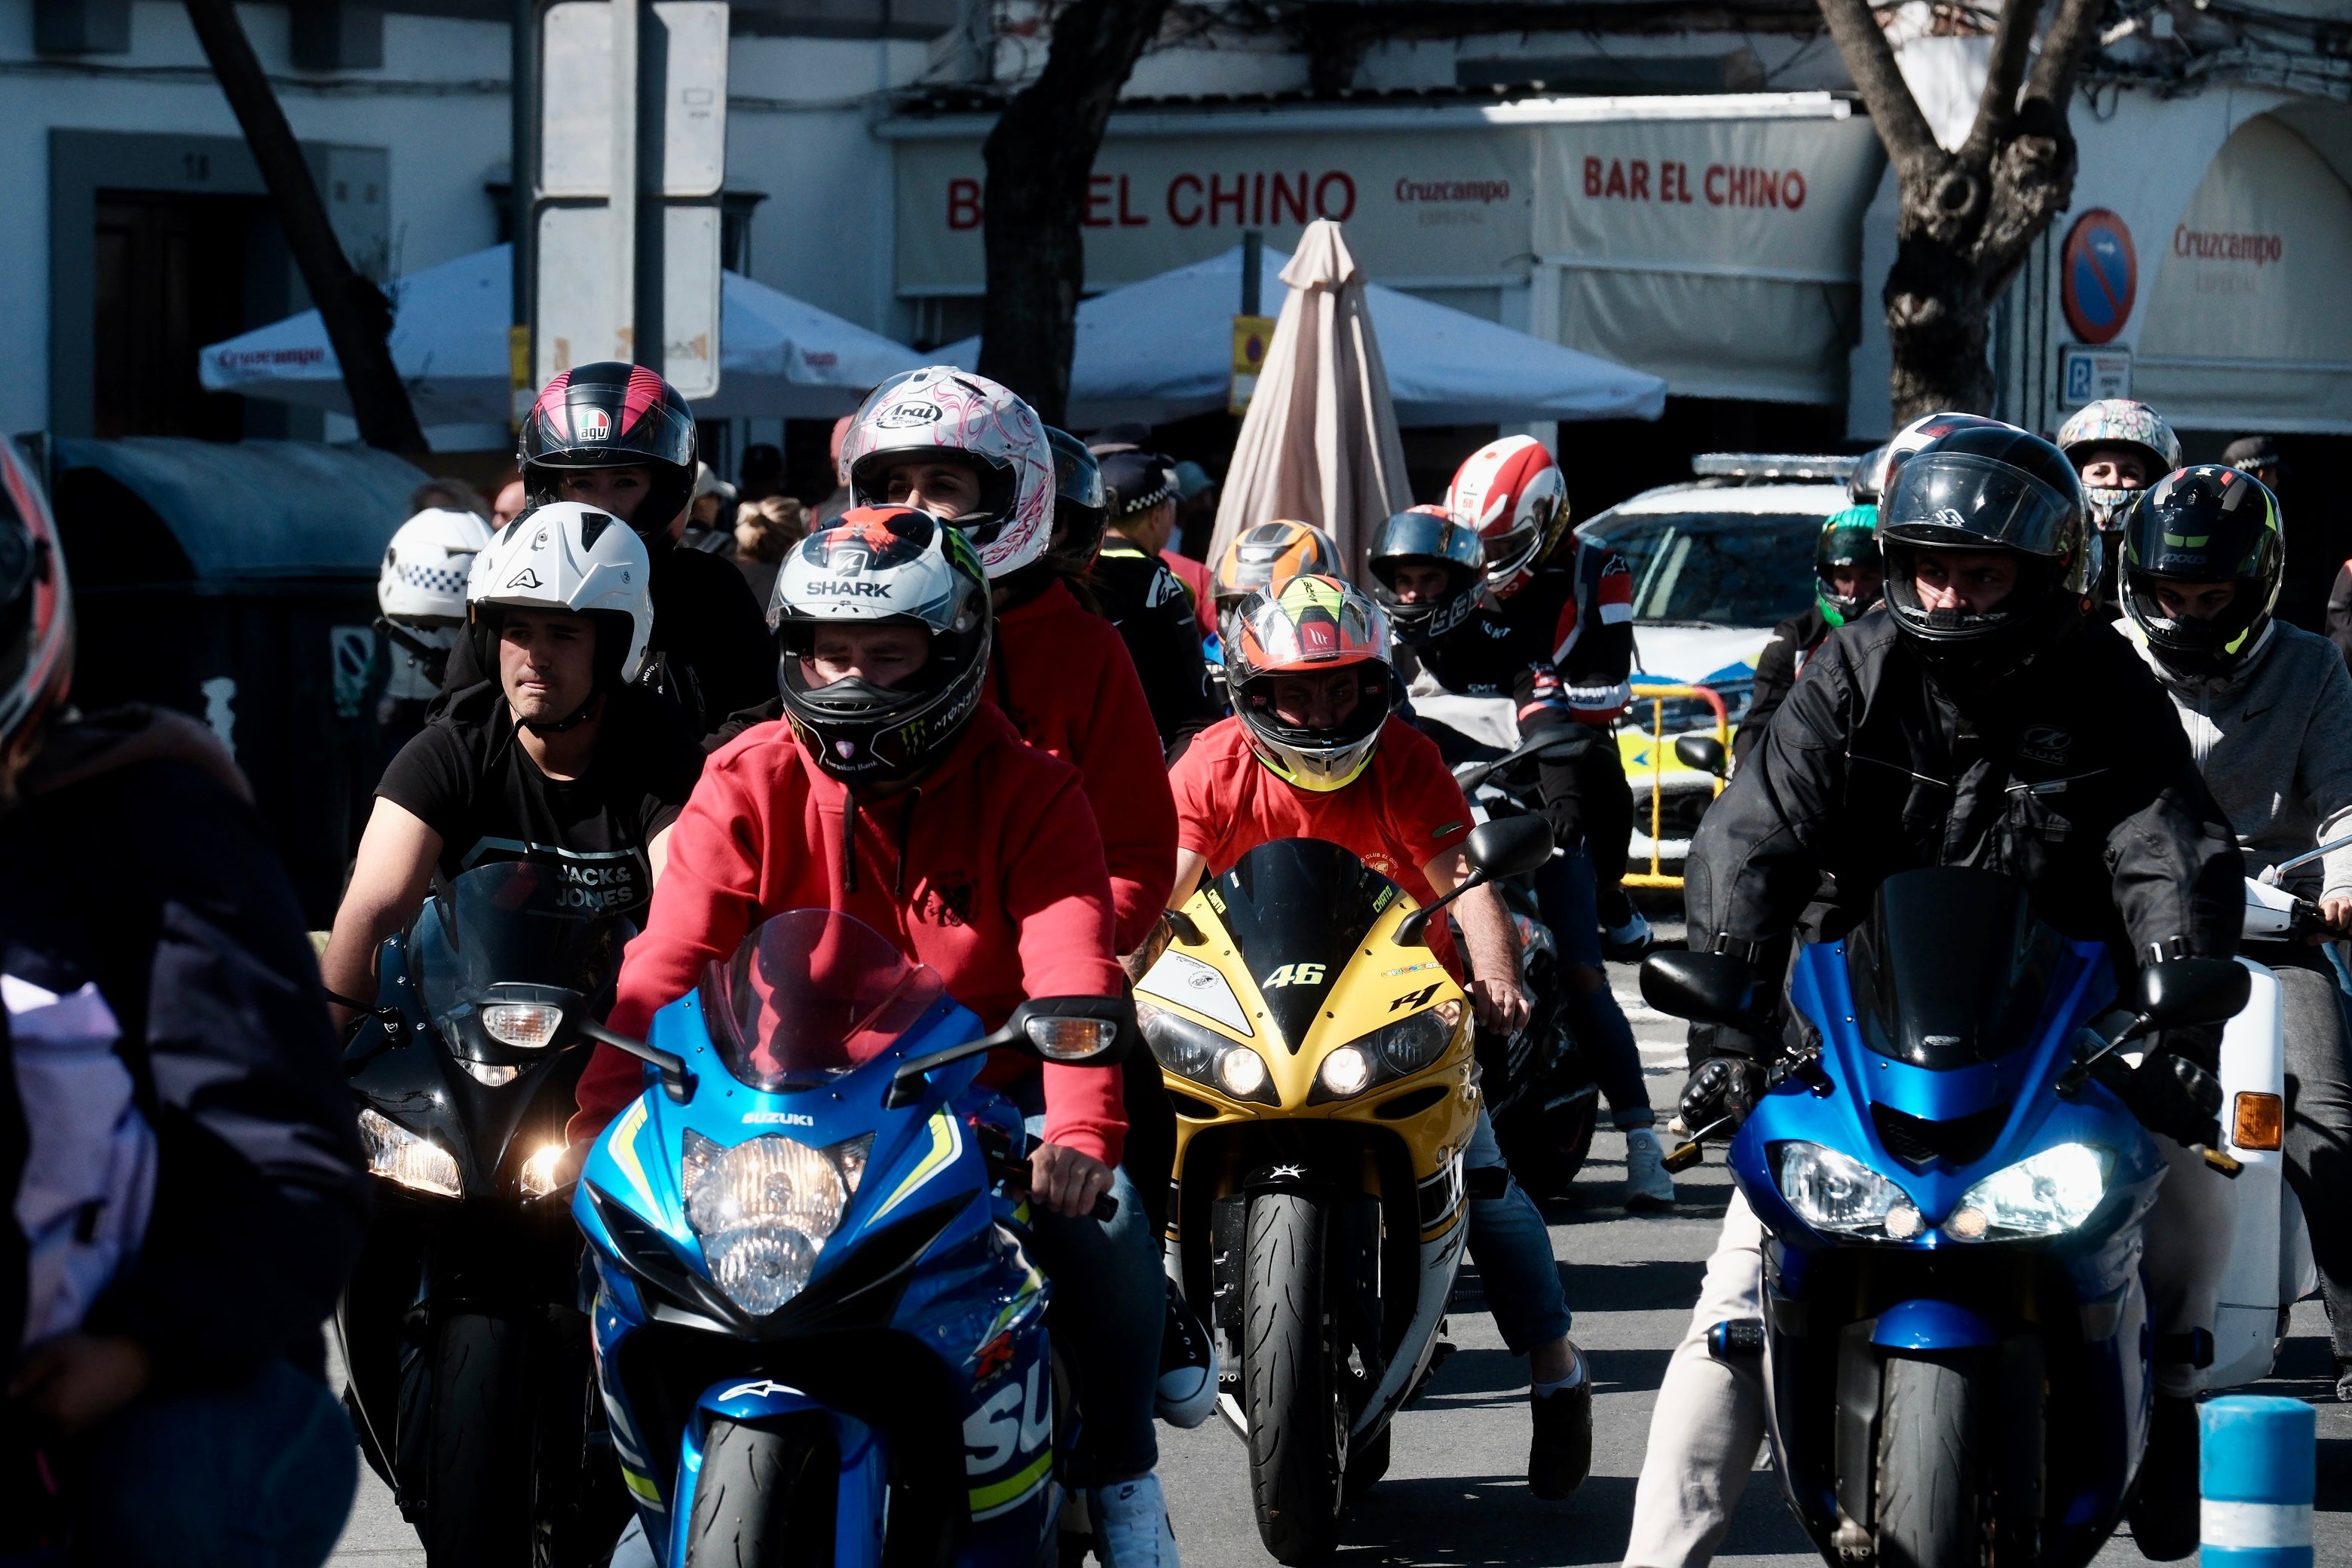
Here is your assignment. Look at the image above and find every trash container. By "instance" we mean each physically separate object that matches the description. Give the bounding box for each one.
[48,436,429,925]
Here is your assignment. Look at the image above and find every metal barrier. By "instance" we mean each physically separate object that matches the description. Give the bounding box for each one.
[1622,681,1729,892]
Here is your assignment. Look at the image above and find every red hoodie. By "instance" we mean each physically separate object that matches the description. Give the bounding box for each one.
[569,703,1129,1162]
[990,579,1178,954]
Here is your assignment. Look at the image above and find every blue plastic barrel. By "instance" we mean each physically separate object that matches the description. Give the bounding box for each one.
[2200,1395,2314,1568]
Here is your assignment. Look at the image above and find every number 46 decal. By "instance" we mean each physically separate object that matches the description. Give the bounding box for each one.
[1263,962,1326,988]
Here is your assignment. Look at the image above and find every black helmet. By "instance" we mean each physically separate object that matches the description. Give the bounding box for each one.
[1043,427,1109,572]
[518,362,698,542]
[772,507,992,788]
[2120,465,2283,677]
[1879,425,2086,675]
[1814,505,1882,626]
[1366,505,1484,645]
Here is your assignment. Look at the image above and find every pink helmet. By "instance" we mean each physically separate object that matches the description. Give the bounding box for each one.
[838,367,1055,580]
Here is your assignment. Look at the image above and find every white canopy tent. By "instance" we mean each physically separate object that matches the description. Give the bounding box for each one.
[938,244,1666,429]
[198,244,925,424]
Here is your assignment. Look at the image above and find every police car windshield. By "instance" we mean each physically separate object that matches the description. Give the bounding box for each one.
[1585,510,1824,629]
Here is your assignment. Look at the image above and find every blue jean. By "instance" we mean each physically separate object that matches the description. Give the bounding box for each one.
[1018,1110,1163,1486]
[69,1358,357,1568]
[1465,1107,1573,1355]
[1533,846,1654,1129]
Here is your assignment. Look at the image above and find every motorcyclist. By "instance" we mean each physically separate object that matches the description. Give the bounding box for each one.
[1367,503,1673,1210]
[372,506,494,756]
[0,448,369,1566]
[1092,449,1219,757]
[566,507,1184,1566]
[1438,436,1649,966]
[439,363,775,738]
[1209,519,1341,643]
[322,503,706,1027]
[1164,573,1596,1501]
[1623,424,2244,1568]
[2056,397,2179,611]
[2115,464,2352,1401]
[1730,506,1881,767]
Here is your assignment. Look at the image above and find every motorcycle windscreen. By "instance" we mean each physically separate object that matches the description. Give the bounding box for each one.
[1843,867,2069,1071]
[1211,838,1401,1054]
[700,908,948,1092]
[411,859,629,1023]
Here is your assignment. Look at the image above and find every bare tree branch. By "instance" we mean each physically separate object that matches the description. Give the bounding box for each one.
[1815,0,1940,171]
[1955,0,2041,164]
[2024,0,2109,107]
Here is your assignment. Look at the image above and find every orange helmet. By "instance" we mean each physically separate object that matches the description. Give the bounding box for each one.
[1212,519,1341,619]
[1446,436,1569,598]
[1227,574,1393,792]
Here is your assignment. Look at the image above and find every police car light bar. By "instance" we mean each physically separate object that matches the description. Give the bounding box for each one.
[1690,453,1860,482]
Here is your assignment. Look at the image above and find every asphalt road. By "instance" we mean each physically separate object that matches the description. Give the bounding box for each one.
[329,930,2352,1566]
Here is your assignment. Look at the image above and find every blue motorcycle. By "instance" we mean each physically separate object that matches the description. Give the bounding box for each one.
[571,908,1132,1567]
[1643,867,2249,1568]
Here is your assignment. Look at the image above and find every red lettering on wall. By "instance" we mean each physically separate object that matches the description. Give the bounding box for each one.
[1314,171,1356,221]
[1209,173,1246,226]
[1604,161,1628,199]
[1117,174,1147,227]
[948,177,982,231]
[1168,173,1203,227]
[1583,156,1602,198]
[1783,171,1805,210]
[1083,174,1113,229]
[1272,172,1309,224]
[1630,161,1650,201]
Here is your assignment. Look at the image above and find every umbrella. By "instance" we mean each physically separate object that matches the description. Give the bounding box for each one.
[936,243,1666,430]
[1206,221,1412,584]
[198,244,924,424]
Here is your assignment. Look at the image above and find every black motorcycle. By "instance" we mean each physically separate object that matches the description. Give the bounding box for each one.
[1450,729,1602,1196]
[335,859,632,1567]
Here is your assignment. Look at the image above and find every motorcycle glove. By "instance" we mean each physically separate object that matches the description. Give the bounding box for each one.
[2101,1048,2225,1150]
[1678,1055,1768,1132]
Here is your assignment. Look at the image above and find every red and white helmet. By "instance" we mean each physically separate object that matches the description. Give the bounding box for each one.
[468,502,654,691]
[0,443,72,764]
[838,367,1055,580]
[1446,436,1570,598]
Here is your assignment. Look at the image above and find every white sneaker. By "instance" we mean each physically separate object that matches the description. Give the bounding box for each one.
[1155,1279,1219,1429]
[1092,1474,1181,1568]
[1601,908,1654,963]
[1624,1127,1676,1211]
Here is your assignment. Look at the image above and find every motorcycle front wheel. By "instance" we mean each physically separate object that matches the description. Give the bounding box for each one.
[684,1416,837,1568]
[1874,1352,1982,1568]
[1244,1193,1347,1564]
[421,1313,534,1566]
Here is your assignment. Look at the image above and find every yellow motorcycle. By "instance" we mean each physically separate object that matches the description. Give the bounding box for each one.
[1135,818,1553,1563]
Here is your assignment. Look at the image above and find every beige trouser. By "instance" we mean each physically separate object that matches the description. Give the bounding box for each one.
[1622,1145,2233,1568]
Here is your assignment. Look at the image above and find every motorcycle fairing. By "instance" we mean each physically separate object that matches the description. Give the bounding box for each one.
[1208,838,1403,1052]
[577,986,1064,1565]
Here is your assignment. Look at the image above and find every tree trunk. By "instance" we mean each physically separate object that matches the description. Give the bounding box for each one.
[977,0,1173,427]
[183,0,428,455]
[1817,0,2105,425]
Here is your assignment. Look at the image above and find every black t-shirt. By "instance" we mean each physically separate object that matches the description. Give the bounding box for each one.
[1090,539,1219,754]
[377,684,705,926]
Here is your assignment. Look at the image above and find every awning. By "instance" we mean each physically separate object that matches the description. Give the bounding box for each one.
[198,244,925,423]
[52,437,427,580]
[935,244,1665,428]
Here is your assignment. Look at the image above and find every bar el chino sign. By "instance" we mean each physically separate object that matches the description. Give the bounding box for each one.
[892,112,1882,297]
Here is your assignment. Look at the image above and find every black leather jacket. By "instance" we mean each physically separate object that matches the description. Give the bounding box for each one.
[1686,610,2243,1058]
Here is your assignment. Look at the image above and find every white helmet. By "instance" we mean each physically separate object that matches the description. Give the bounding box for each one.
[1445,435,1570,598]
[2056,399,2181,533]
[837,366,1055,580]
[378,508,495,647]
[468,502,654,688]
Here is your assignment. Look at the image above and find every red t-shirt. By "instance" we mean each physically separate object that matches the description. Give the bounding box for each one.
[1168,715,1476,973]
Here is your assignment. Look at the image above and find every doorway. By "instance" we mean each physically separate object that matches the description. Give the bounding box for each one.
[92,191,268,441]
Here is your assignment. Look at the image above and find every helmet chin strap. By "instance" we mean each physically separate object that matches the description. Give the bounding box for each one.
[516,688,606,737]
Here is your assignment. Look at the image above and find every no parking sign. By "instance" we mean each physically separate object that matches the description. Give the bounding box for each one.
[2061,209,2136,345]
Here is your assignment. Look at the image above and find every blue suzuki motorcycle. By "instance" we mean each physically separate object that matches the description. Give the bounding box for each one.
[1643,867,2248,1568]
[571,908,1131,1568]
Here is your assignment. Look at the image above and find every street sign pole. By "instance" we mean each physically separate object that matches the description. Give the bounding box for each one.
[510,0,539,429]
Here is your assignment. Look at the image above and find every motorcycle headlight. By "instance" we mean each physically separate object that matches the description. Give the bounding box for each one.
[482,1002,562,1049]
[1772,1141,1917,1241]
[1945,1142,2110,1241]
[680,1129,872,1315]
[1138,1001,1278,1106]
[1309,1000,1464,1104]
[359,1107,463,1198]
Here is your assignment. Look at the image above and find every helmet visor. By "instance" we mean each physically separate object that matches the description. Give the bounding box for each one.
[1881,452,2076,559]
[1229,577,1389,680]
[525,394,697,472]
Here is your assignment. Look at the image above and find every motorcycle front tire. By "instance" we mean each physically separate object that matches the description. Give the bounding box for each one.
[683,1416,836,1568]
[1244,1193,1346,1564]
[1874,1352,1982,1568]
[422,1312,534,1567]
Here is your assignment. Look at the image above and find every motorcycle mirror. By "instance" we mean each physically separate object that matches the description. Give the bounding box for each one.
[1640,951,1755,1025]
[1674,735,1729,778]
[887,996,1136,1107]
[2134,957,2250,1031]
[1396,818,1554,947]
[577,1020,696,1104]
